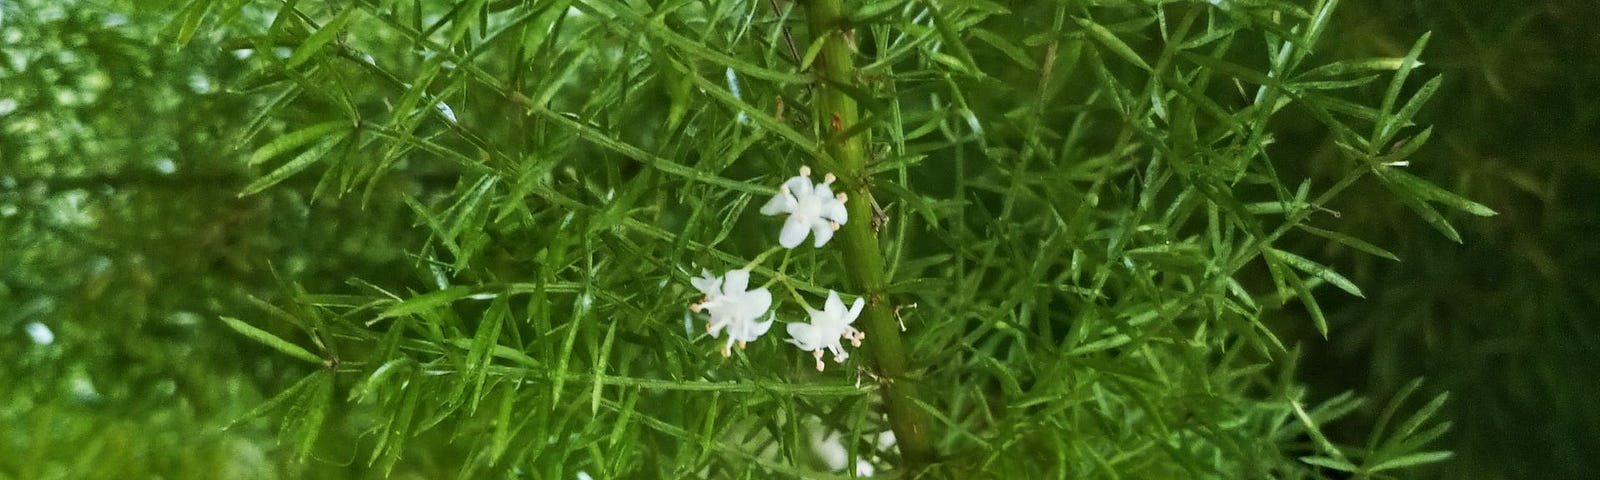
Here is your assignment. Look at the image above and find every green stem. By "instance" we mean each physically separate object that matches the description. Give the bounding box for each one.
[796,0,939,469]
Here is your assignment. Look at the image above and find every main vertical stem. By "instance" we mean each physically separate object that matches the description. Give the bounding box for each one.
[796,0,938,469]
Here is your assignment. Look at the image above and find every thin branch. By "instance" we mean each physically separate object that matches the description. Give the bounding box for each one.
[796,0,940,470]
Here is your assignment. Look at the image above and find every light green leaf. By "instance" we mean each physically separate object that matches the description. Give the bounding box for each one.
[293,371,333,459]
[1181,51,1281,88]
[583,0,809,84]
[378,286,474,319]
[1375,31,1432,148]
[592,322,616,416]
[1268,247,1365,298]
[1396,193,1463,243]
[1378,168,1497,217]
[972,28,1039,70]
[1297,57,1410,78]
[1299,456,1359,472]
[171,0,212,46]
[1379,75,1442,145]
[226,371,323,429]
[1282,266,1330,337]
[465,297,507,413]
[246,120,348,167]
[930,5,982,75]
[219,316,322,364]
[1368,451,1454,473]
[1077,17,1152,71]
[1297,225,1399,261]
[1394,392,1451,440]
[239,133,345,196]
[285,7,359,69]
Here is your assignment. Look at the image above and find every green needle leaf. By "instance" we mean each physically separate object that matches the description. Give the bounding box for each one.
[1076,17,1152,71]
[285,7,358,69]
[220,316,322,364]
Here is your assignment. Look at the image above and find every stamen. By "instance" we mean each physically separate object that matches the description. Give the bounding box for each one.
[690,303,704,313]
[816,360,826,371]
[722,346,732,357]
[830,222,840,231]
[799,165,811,177]
[739,340,747,349]
[836,192,848,202]
[824,173,836,184]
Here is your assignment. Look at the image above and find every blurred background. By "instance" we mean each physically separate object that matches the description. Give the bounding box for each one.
[0,0,1594,478]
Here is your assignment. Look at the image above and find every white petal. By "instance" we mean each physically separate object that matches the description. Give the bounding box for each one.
[824,291,846,318]
[809,218,835,247]
[739,288,772,319]
[723,269,751,294]
[778,217,810,248]
[813,181,834,200]
[811,430,850,471]
[25,322,53,345]
[844,297,865,325]
[826,339,850,360]
[855,459,875,477]
[690,271,721,296]
[707,314,729,337]
[742,313,775,341]
[786,323,823,350]
[822,199,849,225]
[760,191,795,215]
[785,175,813,198]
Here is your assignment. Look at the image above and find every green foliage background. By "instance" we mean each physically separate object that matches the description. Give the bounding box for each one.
[0,0,1592,478]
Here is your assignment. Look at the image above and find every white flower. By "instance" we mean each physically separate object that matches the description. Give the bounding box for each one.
[806,418,890,476]
[690,269,775,357]
[760,166,850,248]
[785,290,867,371]
[25,322,53,345]
[811,428,877,477]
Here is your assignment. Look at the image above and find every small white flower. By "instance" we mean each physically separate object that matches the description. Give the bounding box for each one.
[811,428,877,477]
[760,166,850,248]
[25,322,53,345]
[807,418,886,476]
[690,269,774,357]
[786,290,866,371]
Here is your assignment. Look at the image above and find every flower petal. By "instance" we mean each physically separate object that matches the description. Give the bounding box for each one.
[785,175,813,198]
[786,322,823,350]
[824,291,846,318]
[707,314,729,337]
[844,297,865,325]
[809,218,835,247]
[822,199,849,225]
[690,271,721,296]
[746,313,775,339]
[723,269,751,294]
[739,288,772,319]
[813,181,834,200]
[778,217,810,248]
[759,191,795,215]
